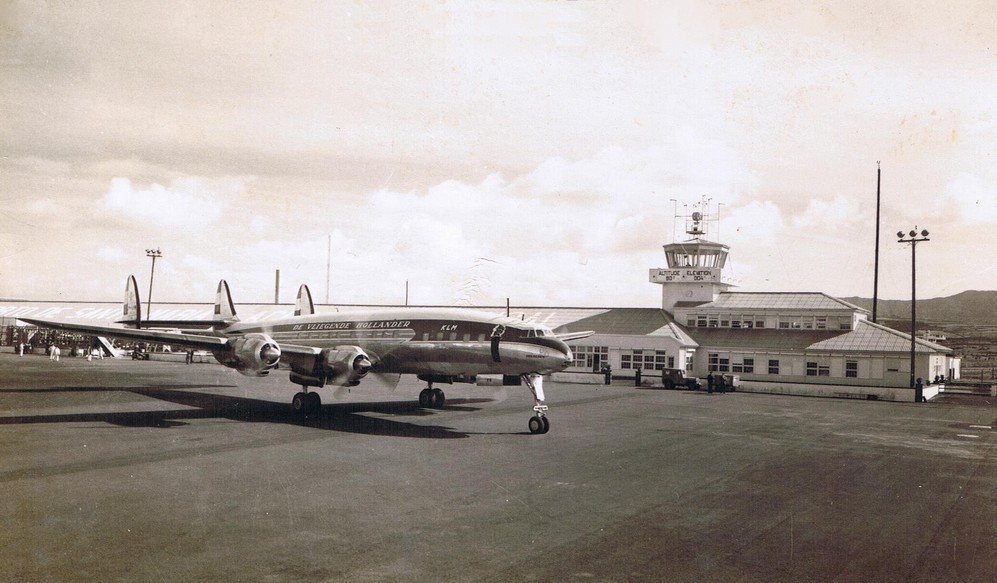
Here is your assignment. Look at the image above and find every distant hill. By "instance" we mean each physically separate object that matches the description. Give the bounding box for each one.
[841,290,997,327]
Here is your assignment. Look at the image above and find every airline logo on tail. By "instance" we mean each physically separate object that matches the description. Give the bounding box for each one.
[294,284,315,317]
[213,280,239,323]
[122,275,142,327]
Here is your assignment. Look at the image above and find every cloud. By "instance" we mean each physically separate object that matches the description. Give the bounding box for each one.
[944,173,997,224]
[97,246,125,263]
[99,177,230,228]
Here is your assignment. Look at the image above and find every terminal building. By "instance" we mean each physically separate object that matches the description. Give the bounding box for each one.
[558,211,959,401]
[1,210,959,402]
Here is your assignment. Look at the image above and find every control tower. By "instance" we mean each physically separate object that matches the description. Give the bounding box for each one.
[650,205,732,313]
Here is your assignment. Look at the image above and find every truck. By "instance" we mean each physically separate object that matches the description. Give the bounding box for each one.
[661,368,701,390]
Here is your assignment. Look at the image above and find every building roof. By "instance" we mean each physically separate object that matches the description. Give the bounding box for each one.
[689,320,950,355]
[808,320,951,354]
[694,292,868,313]
[556,308,679,336]
[689,328,843,351]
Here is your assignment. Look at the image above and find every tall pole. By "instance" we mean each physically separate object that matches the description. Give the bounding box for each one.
[325,234,331,304]
[145,248,162,323]
[872,162,881,322]
[911,239,916,390]
[897,227,929,402]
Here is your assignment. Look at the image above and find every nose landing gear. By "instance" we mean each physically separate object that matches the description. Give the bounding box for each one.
[523,373,550,434]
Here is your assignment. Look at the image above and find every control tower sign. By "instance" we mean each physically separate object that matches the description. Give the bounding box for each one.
[650,268,722,283]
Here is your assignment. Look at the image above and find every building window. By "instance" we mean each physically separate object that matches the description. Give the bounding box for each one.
[768,359,780,375]
[816,317,827,330]
[686,353,694,372]
[708,316,719,328]
[570,345,608,369]
[687,319,697,327]
[756,319,765,328]
[668,356,675,369]
[621,350,665,370]
[697,316,707,327]
[806,361,830,376]
[845,360,858,378]
[839,320,852,330]
[708,353,719,371]
[720,319,730,327]
[731,357,753,374]
[718,358,730,372]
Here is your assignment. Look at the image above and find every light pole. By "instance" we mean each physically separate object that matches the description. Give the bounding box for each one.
[897,228,929,402]
[145,248,162,324]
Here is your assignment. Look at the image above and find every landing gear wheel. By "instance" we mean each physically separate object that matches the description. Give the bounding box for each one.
[418,388,431,408]
[292,392,308,414]
[307,391,321,411]
[430,388,445,408]
[529,415,549,434]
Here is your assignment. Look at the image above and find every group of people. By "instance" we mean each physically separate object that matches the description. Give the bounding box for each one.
[14,341,106,361]
[706,371,730,394]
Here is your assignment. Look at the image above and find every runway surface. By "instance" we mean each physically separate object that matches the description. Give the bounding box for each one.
[1,353,994,582]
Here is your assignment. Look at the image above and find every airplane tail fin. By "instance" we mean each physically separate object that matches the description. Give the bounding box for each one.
[122,275,143,328]
[214,280,239,323]
[294,284,315,317]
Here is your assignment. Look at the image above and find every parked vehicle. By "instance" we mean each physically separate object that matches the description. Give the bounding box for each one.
[662,368,701,390]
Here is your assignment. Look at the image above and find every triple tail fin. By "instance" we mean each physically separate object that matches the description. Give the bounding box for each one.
[122,275,143,328]
[214,280,239,324]
[294,284,315,317]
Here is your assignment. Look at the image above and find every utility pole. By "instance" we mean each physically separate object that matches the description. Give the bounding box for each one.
[872,162,881,322]
[145,248,162,324]
[897,227,929,402]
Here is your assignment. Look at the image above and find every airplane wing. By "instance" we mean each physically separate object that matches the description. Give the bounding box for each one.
[20,317,229,351]
[555,330,595,342]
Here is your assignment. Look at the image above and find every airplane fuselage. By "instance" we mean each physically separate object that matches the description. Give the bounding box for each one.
[230,307,573,378]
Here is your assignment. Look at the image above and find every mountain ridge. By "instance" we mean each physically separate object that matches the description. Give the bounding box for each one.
[841,290,997,326]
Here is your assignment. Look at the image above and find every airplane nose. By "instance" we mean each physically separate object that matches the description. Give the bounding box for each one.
[559,343,573,368]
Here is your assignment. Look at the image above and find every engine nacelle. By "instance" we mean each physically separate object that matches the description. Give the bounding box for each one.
[215,333,282,376]
[322,345,372,387]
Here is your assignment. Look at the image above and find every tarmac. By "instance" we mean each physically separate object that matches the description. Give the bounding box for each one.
[1,352,994,582]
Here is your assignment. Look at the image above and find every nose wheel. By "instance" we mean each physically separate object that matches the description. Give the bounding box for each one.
[523,373,550,434]
[528,414,550,434]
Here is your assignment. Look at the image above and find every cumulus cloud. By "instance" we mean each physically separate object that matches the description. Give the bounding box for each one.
[99,177,230,228]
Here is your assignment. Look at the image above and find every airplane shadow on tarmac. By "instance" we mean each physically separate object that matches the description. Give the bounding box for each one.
[0,384,498,439]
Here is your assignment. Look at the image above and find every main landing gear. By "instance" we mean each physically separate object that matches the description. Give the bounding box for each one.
[523,373,550,435]
[418,384,446,409]
[416,374,551,435]
[291,390,322,415]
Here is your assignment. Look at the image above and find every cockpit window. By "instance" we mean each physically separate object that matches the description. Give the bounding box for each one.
[525,327,552,337]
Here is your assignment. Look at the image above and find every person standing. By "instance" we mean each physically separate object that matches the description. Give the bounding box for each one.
[707,371,714,394]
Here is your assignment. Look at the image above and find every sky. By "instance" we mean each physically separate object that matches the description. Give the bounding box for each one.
[2,1,996,308]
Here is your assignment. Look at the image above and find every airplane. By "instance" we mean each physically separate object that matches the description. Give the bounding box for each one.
[23,276,594,434]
